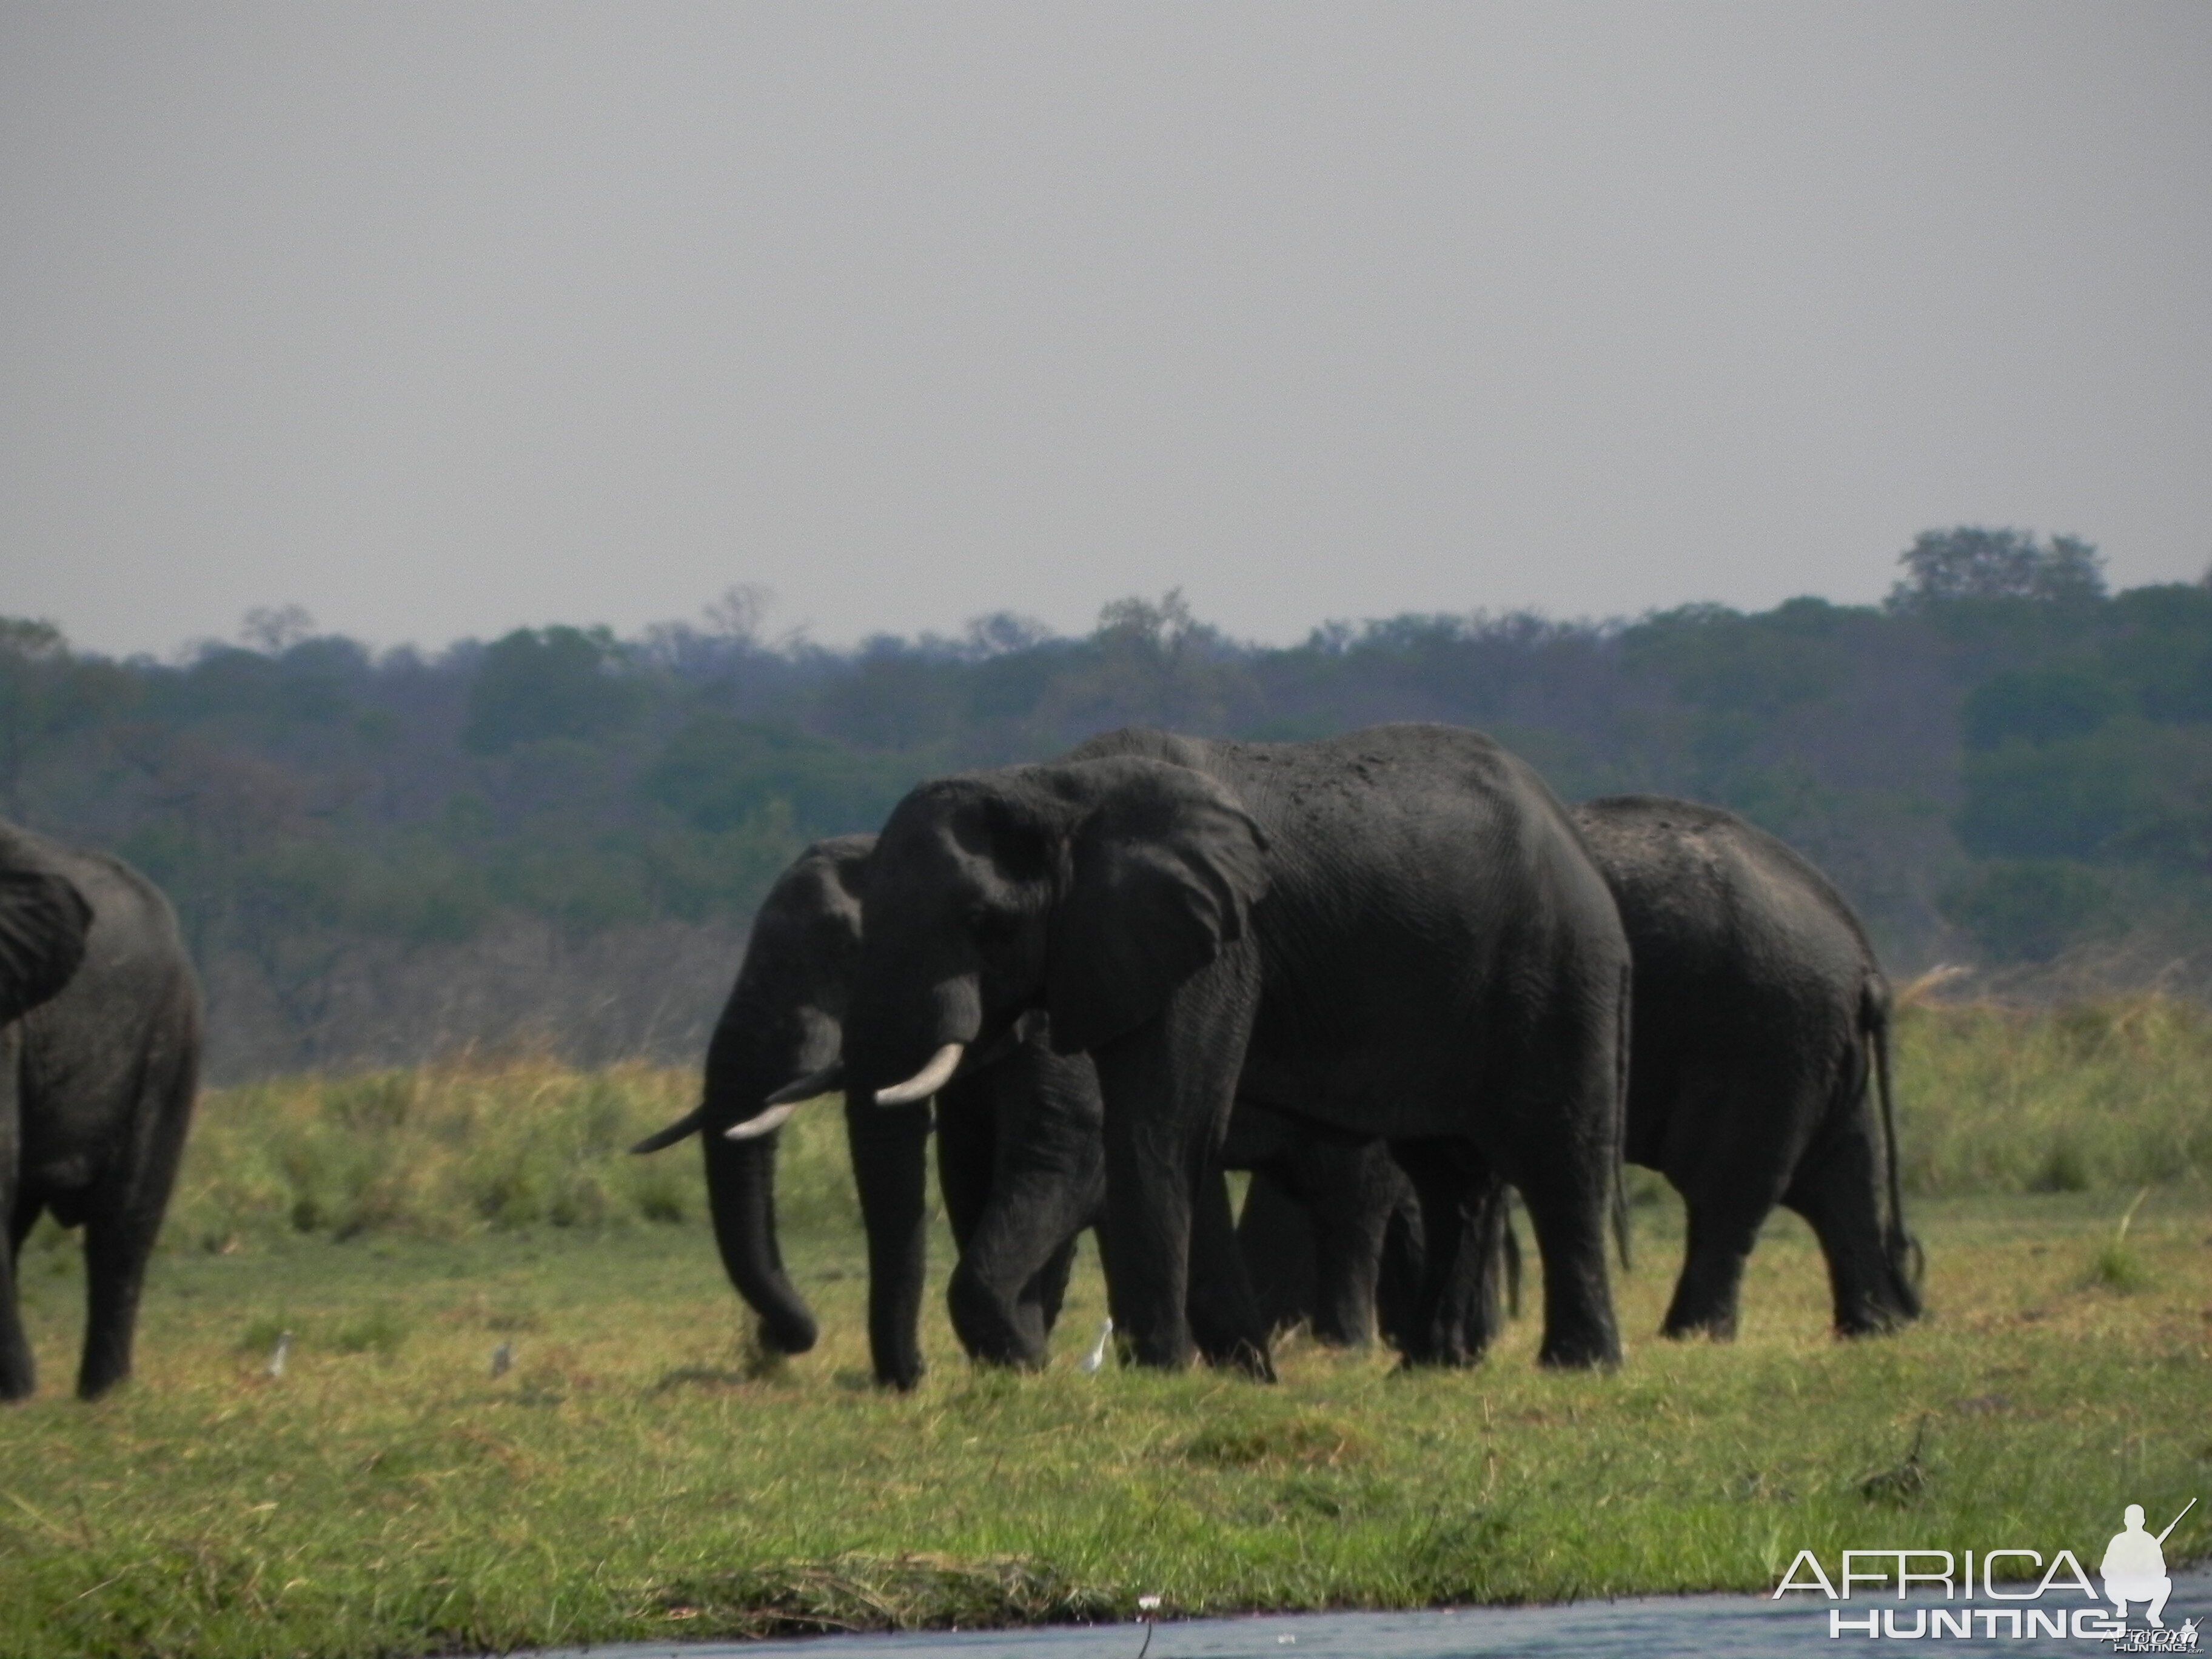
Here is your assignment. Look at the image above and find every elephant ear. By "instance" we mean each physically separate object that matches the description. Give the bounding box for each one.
[1045,764,1268,1054]
[0,859,93,1025]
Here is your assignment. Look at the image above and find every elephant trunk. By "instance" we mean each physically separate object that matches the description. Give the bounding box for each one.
[691,996,842,1356]
[703,1130,819,1355]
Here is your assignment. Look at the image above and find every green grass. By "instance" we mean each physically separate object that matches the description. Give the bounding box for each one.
[1894,994,2212,1193]
[1,1014,2210,1658]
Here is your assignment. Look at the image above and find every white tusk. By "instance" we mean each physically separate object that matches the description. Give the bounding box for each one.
[874,1042,965,1106]
[724,1101,802,1141]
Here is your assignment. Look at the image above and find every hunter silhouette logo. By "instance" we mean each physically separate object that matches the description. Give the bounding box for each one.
[2103,1501,2191,1629]
[1772,1496,2200,1645]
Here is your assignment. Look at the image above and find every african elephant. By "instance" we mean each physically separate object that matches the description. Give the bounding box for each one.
[632,836,1412,1387]
[1574,796,1920,1338]
[836,723,1632,1373]
[1,823,201,1401]
[1255,797,1922,1352]
[629,836,1101,1389]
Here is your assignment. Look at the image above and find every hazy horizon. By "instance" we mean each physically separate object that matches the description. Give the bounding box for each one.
[6,3,2208,659]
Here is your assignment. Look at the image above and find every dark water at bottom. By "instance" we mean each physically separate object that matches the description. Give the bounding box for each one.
[535,1566,2209,1658]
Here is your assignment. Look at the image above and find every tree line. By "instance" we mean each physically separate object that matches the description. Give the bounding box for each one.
[7,526,2211,1077]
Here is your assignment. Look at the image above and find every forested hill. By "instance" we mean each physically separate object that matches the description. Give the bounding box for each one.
[9,527,2212,1079]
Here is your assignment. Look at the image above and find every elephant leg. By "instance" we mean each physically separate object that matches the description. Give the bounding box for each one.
[1392,1141,1500,1367]
[1236,1166,1319,1338]
[1184,1163,1273,1378]
[0,1193,32,1401]
[0,1252,30,1401]
[1492,979,1627,1370]
[1783,1111,1917,1336]
[79,1197,159,1401]
[1090,951,1260,1372]
[1024,1234,1081,1338]
[1301,1142,1407,1349]
[1660,1198,1757,1340]
[76,990,200,1401]
[77,1108,191,1400]
[945,1046,1105,1368]
[0,1036,32,1401]
[845,1098,935,1390]
[1373,1172,1427,1353]
[996,1045,1105,1347]
[1511,1146,1621,1370]
[947,1161,1094,1369]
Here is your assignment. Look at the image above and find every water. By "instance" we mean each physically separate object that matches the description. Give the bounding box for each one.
[532,1565,2210,1658]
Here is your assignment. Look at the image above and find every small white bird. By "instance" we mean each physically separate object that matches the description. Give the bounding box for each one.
[490,1342,512,1379]
[1079,1317,1114,1375]
[267,1331,292,1379]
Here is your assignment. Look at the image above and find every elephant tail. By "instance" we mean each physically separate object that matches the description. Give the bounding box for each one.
[1865,976,1924,1300]
[629,1104,706,1155]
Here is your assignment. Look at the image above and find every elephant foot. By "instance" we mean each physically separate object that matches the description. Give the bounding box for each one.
[1833,1304,1914,1339]
[1307,1311,1375,1349]
[947,1276,1050,1370]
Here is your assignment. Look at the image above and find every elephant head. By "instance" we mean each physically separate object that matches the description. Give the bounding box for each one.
[0,823,93,1027]
[842,756,1269,1103]
[630,834,874,1356]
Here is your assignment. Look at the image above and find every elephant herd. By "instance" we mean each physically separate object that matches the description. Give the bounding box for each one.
[0,719,1920,1404]
[629,723,1923,1388]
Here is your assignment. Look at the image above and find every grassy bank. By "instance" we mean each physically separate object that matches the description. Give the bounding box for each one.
[0,1004,2208,1658]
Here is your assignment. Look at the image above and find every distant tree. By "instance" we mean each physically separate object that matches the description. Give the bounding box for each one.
[0,617,135,817]
[0,618,70,817]
[702,583,774,645]
[1096,589,1201,657]
[463,627,643,755]
[964,611,1053,657]
[1885,527,2105,611]
[642,714,911,837]
[1961,669,2121,751]
[239,605,317,653]
[1939,859,2114,962]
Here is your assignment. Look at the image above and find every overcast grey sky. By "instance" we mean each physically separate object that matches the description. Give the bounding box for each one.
[2,4,2207,657]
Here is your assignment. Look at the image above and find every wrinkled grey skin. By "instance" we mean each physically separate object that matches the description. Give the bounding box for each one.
[1,824,201,1401]
[1256,797,1923,1352]
[840,724,1631,1375]
[631,837,1102,1390]
[1236,1152,1514,1358]
[634,836,1412,1389]
[1230,1125,1423,1350]
[1575,796,1920,1339]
